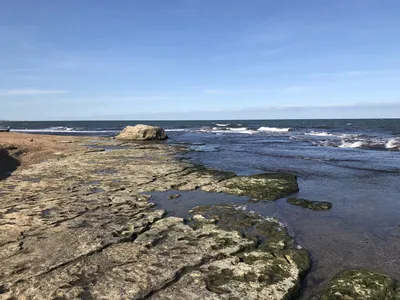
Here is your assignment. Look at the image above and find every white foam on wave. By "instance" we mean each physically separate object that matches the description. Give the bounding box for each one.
[228,127,248,131]
[217,129,256,134]
[305,131,361,138]
[257,127,292,133]
[199,127,256,134]
[339,141,364,148]
[226,127,256,134]
[215,123,230,127]
[386,138,400,149]
[310,136,400,151]
[305,131,334,137]
[165,128,187,132]
[338,133,360,138]
[48,126,74,131]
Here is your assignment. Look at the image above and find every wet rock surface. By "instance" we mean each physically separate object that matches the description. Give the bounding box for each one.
[0,138,307,299]
[152,205,311,300]
[311,269,400,300]
[202,173,299,202]
[287,197,333,211]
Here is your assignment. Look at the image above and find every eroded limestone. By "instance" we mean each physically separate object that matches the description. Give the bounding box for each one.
[0,139,306,299]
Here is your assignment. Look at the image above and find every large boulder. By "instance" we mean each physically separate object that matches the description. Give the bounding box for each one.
[116,124,168,141]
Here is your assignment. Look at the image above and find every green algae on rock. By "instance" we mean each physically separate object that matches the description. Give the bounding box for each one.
[201,173,299,201]
[167,193,181,200]
[190,205,310,270]
[312,269,400,300]
[186,205,311,299]
[287,197,333,211]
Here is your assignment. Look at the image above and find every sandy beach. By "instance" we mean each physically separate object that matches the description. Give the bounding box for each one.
[0,132,88,168]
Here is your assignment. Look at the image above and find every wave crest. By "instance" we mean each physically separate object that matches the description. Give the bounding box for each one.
[257,127,293,132]
[339,141,364,148]
[386,138,400,149]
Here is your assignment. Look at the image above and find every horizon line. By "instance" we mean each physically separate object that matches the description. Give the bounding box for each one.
[2,117,400,122]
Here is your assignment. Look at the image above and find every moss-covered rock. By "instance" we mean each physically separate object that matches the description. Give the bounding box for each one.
[167,193,181,200]
[202,173,299,201]
[191,205,310,272]
[287,197,333,211]
[187,204,311,299]
[312,268,399,300]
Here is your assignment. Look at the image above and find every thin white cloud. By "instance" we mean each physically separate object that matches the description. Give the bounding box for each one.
[0,89,69,96]
[308,70,388,78]
[204,85,315,95]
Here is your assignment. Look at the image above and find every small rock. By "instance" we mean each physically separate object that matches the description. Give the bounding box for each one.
[287,197,332,211]
[85,148,105,153]
[168,194,181,200]
[191,214,216,224]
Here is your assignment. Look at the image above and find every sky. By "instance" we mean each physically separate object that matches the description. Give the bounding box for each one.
[1,0,400,120]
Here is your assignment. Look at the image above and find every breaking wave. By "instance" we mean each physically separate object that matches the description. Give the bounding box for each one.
[257,127,293,132]
[339,141,365,148]
[198,127,256,134]
[227,127,249,131]
[304,131,361,138]
[305,131,334,137]
[386,138,400,149]
[165,128,188,132]
[308,137,400,151]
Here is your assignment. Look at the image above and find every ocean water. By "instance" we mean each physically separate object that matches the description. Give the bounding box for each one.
[2,119,400,296]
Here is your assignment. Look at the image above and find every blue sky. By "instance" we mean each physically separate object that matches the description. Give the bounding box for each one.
[1,0,400,120]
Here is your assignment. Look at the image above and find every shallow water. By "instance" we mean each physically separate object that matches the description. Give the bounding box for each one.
[148,176,400,298]
[148,190,248,218]
[176,132,400,297]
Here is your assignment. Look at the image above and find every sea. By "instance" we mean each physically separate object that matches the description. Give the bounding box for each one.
[2,119,400,297]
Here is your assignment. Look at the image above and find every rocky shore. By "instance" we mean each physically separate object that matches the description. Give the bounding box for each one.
[0,132,399,299]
